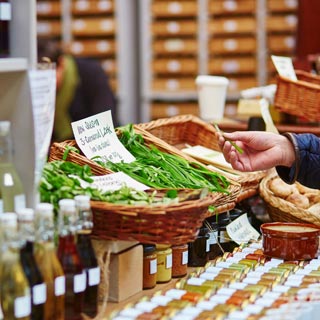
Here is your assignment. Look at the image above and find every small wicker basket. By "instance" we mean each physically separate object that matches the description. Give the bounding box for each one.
[136,114,266,202]
[259,171,320,226]
[274,70,320,122]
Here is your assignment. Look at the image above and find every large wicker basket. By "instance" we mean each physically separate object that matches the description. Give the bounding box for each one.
[259,171,320,226]
[136,114,266,202]
[274,70,320,122]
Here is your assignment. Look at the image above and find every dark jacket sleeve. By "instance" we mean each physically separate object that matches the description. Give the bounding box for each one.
[276,133,320,189]
[70,58,118,127]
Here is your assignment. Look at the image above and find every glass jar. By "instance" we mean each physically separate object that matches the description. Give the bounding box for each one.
[172,244,188,278]
[142,244,157,289]
[188,227,210,267]
[155,244,172,283]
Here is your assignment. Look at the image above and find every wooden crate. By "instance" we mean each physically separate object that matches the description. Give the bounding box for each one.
[266,15,297,33]
[72,18,115,36]
[152,77,196,92]
[267,0,298,13]
[37,1,61,17]
[208,17,256,35]
[150,102,199,119]
[67,39,116,57]
[152,58,198,75]
[151,20,197,37]
[37,20,61,37]
[152,39,198,55]
[228,76,258,93]
[151,1,198,17]
[267,34,296,54]
[209,37,256,55]
[208,57,257,74]
[209,0,256,15]
[72,0,114,15]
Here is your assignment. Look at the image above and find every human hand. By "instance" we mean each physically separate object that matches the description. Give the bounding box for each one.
[216,131,295,172]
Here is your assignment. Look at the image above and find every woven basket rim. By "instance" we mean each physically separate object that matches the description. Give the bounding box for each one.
[259,170,320,226]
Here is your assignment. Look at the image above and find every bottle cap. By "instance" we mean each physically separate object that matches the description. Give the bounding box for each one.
[35,202,54,218]
[17,208,34,221]
[0,212,17,227]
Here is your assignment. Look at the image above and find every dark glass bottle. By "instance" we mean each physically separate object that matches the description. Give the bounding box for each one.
[0,0,11,57]
[57,199,85,320]
[188,226,210,267]
[17,208,45,320]
[74,195,99,318]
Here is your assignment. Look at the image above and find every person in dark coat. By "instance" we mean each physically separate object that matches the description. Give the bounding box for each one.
[38,39,117,142]
[217,131,320,189]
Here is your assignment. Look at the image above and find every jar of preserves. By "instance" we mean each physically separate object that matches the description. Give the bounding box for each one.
[142,244,157,289]
[155,244,172,283]
[172,244,188,278]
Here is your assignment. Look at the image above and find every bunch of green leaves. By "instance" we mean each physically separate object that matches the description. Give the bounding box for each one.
[39,160,182,213]
[93,124,230,194]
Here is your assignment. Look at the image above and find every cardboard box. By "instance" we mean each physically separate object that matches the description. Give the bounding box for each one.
[108,244,143,302]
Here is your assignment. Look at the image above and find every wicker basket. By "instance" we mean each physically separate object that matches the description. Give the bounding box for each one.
[259,171,320,226]
[274,70,320,122]
[90,188,221,245]
[136,114,266,201]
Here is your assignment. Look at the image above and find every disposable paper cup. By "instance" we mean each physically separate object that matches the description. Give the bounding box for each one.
[195,75,229,122]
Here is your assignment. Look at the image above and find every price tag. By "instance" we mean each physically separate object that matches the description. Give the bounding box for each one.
[71,110,135,163]
[226,213,260,245]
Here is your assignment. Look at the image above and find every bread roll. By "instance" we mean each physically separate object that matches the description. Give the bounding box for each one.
[286,193,310,209]
[269,178,296,198]
[308,203,320,215]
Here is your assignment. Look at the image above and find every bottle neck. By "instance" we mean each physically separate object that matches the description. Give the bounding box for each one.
[35,215,55,243]
[77,206,93,232]
[0,134,13,163]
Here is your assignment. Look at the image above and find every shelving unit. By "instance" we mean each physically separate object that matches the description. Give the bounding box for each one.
[0,0,37,207]
[139,0,298,122]
[36,0,139,126]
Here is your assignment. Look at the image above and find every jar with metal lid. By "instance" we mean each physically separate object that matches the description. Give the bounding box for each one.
[172,244,188,278]
[143,244,157,289]
[155,244,172,283]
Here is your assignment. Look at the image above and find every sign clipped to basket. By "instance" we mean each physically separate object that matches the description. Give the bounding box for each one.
[71,110,135,163]
[271,55,297,80]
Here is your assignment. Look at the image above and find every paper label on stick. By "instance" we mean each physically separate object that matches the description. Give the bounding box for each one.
[271,55,297,81]
[226,213,260,245]
[71,110,135,163]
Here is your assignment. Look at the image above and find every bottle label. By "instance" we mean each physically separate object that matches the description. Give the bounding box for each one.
[166,254,172,269]
[150,259,157,275]
[88,267,100,286]
[182,250,188,265]
[14,295,31,318]
[55,276,66,296]
[33,283,47,305]
[0,3,11,21]
[14,194,27,212]
[74,271,87,293]
[0,200,3,214]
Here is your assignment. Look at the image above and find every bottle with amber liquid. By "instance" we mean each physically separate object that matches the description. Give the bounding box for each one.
[34,203,65,320]
[0,0,11,57]
[74,195,99,317]
[57,199,86,320]
[17,208,46,320]
[0,121,26,213]
[0,212,31,319]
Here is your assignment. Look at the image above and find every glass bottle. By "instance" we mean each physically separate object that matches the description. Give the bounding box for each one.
[57,199,86,320]
[0,121,26,213]
[33,202,65,320]
[74,195,99,317]
[0,0,11,57]
[17,208,46,320]
[0,212,31,319]
[188,226,210,267]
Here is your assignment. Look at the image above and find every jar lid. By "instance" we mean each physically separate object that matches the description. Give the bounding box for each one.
[156,244,171,250]
[143,244,156,253]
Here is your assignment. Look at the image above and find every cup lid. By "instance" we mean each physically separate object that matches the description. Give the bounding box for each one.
[195,75,229,86]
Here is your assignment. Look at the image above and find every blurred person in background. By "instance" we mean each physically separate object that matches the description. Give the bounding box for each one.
[38,38,117,142]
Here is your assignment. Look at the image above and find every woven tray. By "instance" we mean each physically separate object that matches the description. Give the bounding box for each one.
[90,188,222,245]
[259,171,320,226]
[274,70,320,122]
[136,114,266,201]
